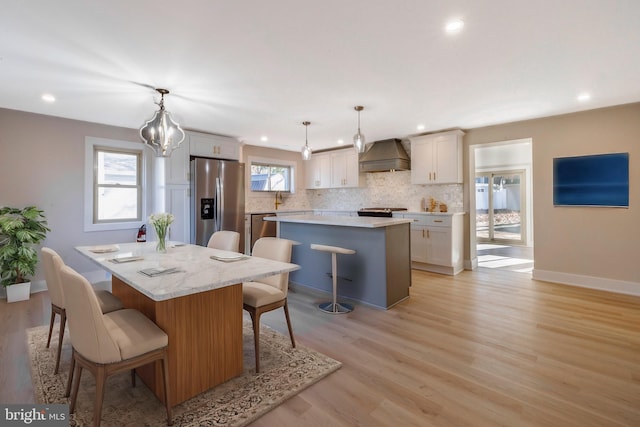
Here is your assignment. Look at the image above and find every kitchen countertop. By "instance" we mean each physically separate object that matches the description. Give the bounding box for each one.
[400,211,466,216]
[265,214,413,228]
[75,242,299,301]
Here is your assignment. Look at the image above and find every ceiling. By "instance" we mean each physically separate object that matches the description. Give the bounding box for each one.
[2,0,639,153]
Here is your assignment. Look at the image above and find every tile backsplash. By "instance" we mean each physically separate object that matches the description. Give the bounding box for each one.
[246,170,464,213]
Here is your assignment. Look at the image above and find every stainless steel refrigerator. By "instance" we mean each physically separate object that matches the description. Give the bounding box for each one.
[190,157,245,248]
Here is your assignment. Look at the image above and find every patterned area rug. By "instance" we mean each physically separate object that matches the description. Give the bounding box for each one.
[27,319,341,426]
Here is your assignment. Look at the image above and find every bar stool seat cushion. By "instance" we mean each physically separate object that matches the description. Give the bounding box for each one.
[243,282,286,307]
[310,244,356,255]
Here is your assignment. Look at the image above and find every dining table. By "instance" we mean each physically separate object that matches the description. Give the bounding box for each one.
[75,241,300,407]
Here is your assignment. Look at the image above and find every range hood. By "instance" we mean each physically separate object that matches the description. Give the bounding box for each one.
[359,138,410,172]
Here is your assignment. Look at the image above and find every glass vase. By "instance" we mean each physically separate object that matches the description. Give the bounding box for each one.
[155,226,168,253]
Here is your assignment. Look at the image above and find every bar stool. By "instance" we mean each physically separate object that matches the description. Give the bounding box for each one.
[310,243,356,314]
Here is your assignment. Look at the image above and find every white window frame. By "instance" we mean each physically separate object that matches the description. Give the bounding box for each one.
[84,137,149,232]
[247,156,296,195]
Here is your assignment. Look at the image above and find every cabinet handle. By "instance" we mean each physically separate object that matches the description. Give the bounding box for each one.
[434,220,443,223]
[422,229,425,238]
[434,172,436,181]
[427,229,430,238]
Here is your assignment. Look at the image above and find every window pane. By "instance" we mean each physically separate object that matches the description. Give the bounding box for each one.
[250,164,291,192]
[269,166,289,191]
[97,187,138,221]
[97,151,138,185]
[250,164,270,191]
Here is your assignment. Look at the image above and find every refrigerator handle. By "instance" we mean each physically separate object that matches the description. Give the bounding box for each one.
[215,176,222,232]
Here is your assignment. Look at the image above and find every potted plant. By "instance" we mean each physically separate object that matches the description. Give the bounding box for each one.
[0,206,50,302]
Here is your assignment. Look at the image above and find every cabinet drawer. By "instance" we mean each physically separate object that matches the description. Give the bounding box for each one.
[403,214,451,227]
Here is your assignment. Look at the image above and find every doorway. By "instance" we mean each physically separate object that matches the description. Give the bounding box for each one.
[472,140,533,274]
[475,170,526,245]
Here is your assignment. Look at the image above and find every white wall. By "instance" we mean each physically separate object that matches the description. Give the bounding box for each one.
[0,108,143,294]
[464,102,640,294]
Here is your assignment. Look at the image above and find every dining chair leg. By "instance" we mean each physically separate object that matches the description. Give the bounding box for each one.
[70,363,82,414]
[283,301,296,348]
[94,366,107,427]
[46,309,56,348]
[65,350,75,397]
[54,311,66,374]
[249,310,261,373]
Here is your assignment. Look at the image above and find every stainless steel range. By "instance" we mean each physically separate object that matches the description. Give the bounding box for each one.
[357,207,408,218]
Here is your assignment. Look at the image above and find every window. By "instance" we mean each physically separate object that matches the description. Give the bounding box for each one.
[94,149,141,222]
[250,162,292,192]
[84,137,147,231]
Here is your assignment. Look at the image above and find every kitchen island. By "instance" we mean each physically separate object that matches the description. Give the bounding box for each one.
[266,214,413,309]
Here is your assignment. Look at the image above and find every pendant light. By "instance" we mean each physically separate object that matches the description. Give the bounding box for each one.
[301,121,312,160]
[139,88,185,157]
[353,105,366,154]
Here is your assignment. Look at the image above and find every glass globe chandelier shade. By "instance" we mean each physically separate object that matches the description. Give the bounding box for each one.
[353,106,366,154]
[139,88,185,157]
[301,121,312,161]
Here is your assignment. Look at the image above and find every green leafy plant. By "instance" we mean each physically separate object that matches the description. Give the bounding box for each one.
[0,206,50,287]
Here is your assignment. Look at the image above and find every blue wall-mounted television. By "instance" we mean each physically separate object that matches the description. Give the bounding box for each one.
[553,153,629,207]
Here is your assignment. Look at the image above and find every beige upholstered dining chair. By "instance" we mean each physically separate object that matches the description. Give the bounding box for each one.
[207,230,241,252]
[59,264,173,427]
[41,247,124,374]
[242,237,295,373]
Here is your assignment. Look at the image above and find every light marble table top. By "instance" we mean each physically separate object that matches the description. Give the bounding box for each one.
[75,242,299,302]
[264,214,413,228]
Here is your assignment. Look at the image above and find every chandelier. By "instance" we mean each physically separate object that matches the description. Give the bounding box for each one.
[139,88,185,157]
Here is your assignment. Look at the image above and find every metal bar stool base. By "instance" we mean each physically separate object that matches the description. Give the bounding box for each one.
[318,302,353,314]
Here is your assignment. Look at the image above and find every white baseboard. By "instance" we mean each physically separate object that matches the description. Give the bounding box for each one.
[464,257,478,271]
[1,269,113,299]
[532,269,640,297]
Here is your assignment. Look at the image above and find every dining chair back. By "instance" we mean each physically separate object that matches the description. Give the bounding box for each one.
[242,237,295,372]
[41,247,123,374]
[60,264,172,426]
[207,230,241,252]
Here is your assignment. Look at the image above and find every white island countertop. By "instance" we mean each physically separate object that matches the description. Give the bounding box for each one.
[265,214,413,228]
[75,242,299,301]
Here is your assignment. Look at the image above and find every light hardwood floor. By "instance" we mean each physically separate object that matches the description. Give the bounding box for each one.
[2,269,639,426]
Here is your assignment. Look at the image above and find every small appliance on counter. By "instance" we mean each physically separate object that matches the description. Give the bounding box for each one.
[357,207,407,218]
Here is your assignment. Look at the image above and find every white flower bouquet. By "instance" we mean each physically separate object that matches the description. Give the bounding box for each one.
[149,212,174,252]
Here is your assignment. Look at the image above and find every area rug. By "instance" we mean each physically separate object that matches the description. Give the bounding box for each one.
[27,319,341,426]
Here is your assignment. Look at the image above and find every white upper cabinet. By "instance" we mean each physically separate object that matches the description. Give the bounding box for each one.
[331,149,363,188]
[305,152,331,189]
[188,131,240,161]
[410,130,465,184]
[306,148,362,189]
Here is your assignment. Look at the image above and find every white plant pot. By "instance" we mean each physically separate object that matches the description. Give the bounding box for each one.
[6,281,31,303]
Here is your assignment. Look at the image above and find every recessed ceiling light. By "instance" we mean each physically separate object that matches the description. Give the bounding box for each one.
[337,139,344,145]
[41,93,56,103]
[416,124,425,131]
[260,136,268,142]
[445,19,464,34]
[577,93,591,102]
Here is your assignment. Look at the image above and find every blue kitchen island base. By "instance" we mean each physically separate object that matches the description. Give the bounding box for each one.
[278,219,411,309]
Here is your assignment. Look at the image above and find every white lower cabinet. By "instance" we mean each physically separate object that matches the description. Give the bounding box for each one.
[402,213,464,275]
